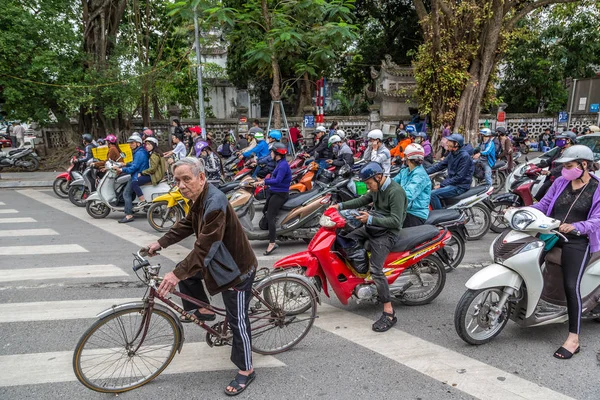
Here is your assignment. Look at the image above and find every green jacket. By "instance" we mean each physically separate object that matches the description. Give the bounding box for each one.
[340,178,407,234]
[142,153,166,185]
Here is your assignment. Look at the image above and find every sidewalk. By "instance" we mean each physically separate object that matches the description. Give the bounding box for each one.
[0,171,58,189]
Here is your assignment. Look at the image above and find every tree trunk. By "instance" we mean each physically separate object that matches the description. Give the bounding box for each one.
[295,73,313,117]
[152,95,162,120]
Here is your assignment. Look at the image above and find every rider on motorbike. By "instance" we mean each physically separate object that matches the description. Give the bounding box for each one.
[474,128,496,186]
[390,129,413,160]
[77,134,96,164]
[363,129,391,176]
[413,132,433,165]
[393,144,432,227]
[496,127,513,170]
[253,130,281,178]
[331,162,408,332]
[534,131,577,201]
[241,131,269,160]
[304,126,331,169]
[426,133,474,210]
[94,134,122,171]
[326,133,354,169]
[130,137,166,208]
[196,140,222,182]
[187,126,203,157]
[115,135,150,223]
[530,145,600,359]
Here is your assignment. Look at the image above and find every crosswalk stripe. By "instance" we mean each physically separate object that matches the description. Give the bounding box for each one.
[0,342,285,387]
[0,217,36,224]
[0,228,59,238]
[315,304,573,400]
[0,209,19,214]
[0,244,87,256]
[0,265,128,282]
[0,201,6,205]
[0,298,139,323]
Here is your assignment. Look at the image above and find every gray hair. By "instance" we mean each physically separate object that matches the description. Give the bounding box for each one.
[173,157,205,176]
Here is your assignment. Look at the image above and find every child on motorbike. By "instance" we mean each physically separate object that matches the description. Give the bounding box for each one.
[393,144,431,227]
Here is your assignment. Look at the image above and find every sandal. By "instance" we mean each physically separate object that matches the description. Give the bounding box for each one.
[225,371,256,396]
[179,309,216,323]
[553,345,580,360]
[372,311,397,333]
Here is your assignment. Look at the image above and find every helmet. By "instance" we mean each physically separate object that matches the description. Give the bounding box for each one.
[555,131,577,144]
[194,140,209,157]
[556,145,595,164]
[272,142,287,156]
[496,127,507,135]
[254,132,265,140]
[336,129,346,139]
[189,126,202,135]
[145,137,159,146]
[405,125,416,134]
[97,138,106,145]
[268,130,282,141]
[447,133,465,148]
[479,128,493,136]
[328,135,342,147]
[404,143,425,160]
[415,132,427,139]
[82,133,93,143]
[367,129,384,141]
[143,128,154,137]
[131,131,142,137]
[358,162,384,182]
[590,125,600,133]
[248,127,263,135]
[105,134,118,144]
[315,126,327,133]
[396,130,408,140]
[127,135,143,144]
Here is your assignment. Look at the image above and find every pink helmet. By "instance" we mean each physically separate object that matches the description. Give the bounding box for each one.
[105,134,118,144]
[143,128,154,137]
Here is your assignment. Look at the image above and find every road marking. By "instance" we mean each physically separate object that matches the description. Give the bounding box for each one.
[0,244,87,256]
[0,217,36,224]
[0,201,6,205]
[0,209,18,214]
[315,304,573,400]
[0,228,58,237]
[0,265,128,283]
[0,342,285,387]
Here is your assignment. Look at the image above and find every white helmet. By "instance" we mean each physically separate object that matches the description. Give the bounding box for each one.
[367,129,383,141]
[315,126,327,133]
[404,143,425,160]
[127,135,143,144]
[144,137,159,146]
[336,129,346,139]
[556,145,595,163]
[328,135,342,146]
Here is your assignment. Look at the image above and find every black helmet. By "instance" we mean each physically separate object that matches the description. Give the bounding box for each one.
[358,162,384,182]
[496,127,507,136]
[396,130,408,140]
[82,133,93,143]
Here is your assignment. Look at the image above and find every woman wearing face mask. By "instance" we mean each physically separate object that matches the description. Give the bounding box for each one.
[326,130,354,169]
[531,145,600,360]
[413,132,433,164]
[534,131,577,201]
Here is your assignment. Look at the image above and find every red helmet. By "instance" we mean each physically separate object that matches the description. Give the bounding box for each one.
[189,126,202,134]
[272,142,287,155]
[142,128,154,137]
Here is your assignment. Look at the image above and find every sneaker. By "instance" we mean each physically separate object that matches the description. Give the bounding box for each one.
[118,216,135,223]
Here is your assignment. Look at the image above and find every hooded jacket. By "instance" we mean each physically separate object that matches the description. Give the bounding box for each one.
[426,148,474,190]
[393,165,431,220]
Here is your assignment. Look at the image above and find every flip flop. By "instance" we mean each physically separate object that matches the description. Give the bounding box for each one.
[225,372,256,396]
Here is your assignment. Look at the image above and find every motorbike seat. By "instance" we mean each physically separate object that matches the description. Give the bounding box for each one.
[281,188,319,210]
[391,225,440,253]
[492,160,506,170]
[444,185,489,206]
[425,209,461,225]
[8,149,24,156]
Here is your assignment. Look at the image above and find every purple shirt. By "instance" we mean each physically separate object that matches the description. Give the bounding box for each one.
[531,175,600,252]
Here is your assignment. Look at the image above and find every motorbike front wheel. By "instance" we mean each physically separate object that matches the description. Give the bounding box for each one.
[86,201,111,219]
[454,288,511,345]
[53,178,69,199]
[68,185,90,207]
[489,200,513,233]
[464,203,491,241]
[147,201,183,232]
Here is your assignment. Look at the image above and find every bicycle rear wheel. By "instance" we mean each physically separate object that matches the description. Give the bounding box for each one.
[73,307,179,393]
[249,274,317,355]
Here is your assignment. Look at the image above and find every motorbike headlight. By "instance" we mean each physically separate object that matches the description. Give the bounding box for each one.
[519,241,544,253]
[510,210,535,231]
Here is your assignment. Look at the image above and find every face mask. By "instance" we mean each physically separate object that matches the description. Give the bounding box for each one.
[561,167,583,181]
[555,138,566,148]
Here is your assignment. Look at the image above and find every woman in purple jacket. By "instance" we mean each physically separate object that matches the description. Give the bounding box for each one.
[256,142,292,255]
[531,145,600,360]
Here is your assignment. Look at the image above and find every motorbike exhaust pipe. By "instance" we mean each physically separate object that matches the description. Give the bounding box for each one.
[392,281,414,296]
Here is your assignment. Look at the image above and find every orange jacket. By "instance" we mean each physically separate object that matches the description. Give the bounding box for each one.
[390,138,413,158]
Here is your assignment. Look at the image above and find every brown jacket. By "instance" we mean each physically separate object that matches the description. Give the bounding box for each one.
[94,146,122,169]
[157,183,257,295]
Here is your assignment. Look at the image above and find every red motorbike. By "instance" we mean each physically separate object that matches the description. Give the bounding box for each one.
[52,150,85,199]
[273,208,451,306]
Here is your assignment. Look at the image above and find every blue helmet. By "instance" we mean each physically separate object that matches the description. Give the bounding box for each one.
[447,133,465,148]
[405,125,416,134]
[415,131,427,139]
[268,130,282,141]
[358,162,384,182]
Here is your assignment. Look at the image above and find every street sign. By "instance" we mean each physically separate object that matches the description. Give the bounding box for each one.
[304,115,315,128]
[590,104,600,113]
[558,111,568,123]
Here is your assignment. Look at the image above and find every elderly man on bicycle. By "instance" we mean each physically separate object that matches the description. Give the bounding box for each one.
[146,157,258,396]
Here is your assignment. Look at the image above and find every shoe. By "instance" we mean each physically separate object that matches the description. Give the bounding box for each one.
[118,217,135,223]
[263,244,279,255]
[135,201,149,209]
[553,345,580,360]
[179,309,216,323]
[372,311,397,333]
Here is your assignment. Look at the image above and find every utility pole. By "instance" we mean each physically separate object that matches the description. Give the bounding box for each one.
[193,6,206,139]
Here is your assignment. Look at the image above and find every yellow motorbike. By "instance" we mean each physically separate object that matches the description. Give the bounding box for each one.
[147,186,190,232]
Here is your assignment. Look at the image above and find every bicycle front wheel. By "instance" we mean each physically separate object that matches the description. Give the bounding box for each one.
[249,274,317,355]
[73,307,179,393]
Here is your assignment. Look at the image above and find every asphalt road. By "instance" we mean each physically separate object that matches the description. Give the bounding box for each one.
[0,187,598,400]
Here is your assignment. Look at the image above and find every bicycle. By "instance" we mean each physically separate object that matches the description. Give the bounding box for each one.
[72,249,319,393]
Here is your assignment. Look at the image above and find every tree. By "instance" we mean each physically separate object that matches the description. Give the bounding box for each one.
[412,0,582,145]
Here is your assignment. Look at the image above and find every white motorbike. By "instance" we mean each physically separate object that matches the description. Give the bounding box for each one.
[85,160,170,219]
[455,207,600,345]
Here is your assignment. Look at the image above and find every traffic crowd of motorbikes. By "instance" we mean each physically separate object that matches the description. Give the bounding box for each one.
[51,119,600,360]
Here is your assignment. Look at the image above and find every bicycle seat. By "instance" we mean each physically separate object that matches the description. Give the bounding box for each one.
[391,225,440,253]
[492,160,506,170]
[281,188,320,210]
[444,185,489,205]
[425,209,462,225]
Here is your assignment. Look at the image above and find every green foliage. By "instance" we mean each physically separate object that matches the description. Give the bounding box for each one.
[332,92,369,115]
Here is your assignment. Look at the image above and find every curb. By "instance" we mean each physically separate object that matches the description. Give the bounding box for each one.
[0,180,54,189]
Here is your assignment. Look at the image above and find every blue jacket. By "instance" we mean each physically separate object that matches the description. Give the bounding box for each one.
[264,158,292,193]
[479,140,496,168]
[257,153,276,171]
[242,139,269,159]
[122,147,150,180]
[426,148,474,190]
[393,165,431,220]
[78,143,96,163]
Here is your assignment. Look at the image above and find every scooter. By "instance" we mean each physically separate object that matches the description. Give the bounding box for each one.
[0,147,40,171]
[85,160,171,219]
[454,207,600,345]
[53,154,85,199]
[147,186,190,232]
[68,159,99,207]
[272,208,451,306]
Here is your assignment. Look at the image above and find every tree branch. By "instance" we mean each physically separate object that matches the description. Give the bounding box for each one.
[413,0,428,22]
[438,0,454,18]
[506,0,580,31]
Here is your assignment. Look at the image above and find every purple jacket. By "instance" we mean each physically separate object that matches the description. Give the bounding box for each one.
[531,175,600,252]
